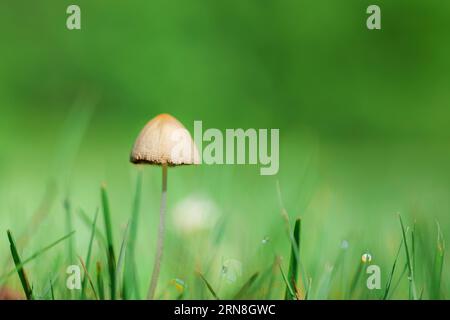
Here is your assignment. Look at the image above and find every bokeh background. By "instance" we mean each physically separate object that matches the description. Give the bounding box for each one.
[1,0,450,299]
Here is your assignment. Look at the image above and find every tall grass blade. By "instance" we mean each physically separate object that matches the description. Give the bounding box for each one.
[81,209,98,299]
[78,208,107,248]
[285,218,301,299]
[50,278,55,300]
[411,221,416,281]
[383,240,403,300]
[42,273,59,300]
[116,220,130,298]
[7,230,34,300]
[79,256,98,300]
[96,261,105,300]
[276,185,308,291]
[64,198,75,264]
[390,263,408,298]
[197,272,220,300]
[432,221,445,299]
[233,272,259,299]
[304,277,312,300]
[399,214,418,300]
[279,264,295,299]
[348,262,364,298]
[101,185,117,300]
[124,172,142,299]
[1,231,76,282]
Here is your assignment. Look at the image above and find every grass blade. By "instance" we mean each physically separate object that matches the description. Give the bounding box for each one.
[1,231,76,282]
[399,214,418,300]
[101,185,116,300]
[78,256,98,300]
[233,272,259,299]
[419,287,424,300]
[285,218,301,299]
[78,208,107,247]
[7,230,34,300]
[197,272,220,300]
[279,264,295,299]
[411,220,416,284]
[124,172,142,299]
[276,185,308,292]
[64,198,75,264]
[348,262,364,298]
[116,220,130,297]
[96,261,105,300]
[432,221,445,299]
[81,209,98,299]
[50,278,55,300]
[383,240,403,300]
[304,277,312,300]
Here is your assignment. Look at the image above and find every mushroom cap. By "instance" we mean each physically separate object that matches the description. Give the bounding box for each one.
[130,113,200,166]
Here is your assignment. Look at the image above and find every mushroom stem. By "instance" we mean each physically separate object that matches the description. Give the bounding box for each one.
[147,163,168,300]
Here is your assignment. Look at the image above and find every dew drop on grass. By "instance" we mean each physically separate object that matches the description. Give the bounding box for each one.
[221,266,228,274]
[361,253,372,263]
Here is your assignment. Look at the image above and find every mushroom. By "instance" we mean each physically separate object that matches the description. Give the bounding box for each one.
[130,113,199,299]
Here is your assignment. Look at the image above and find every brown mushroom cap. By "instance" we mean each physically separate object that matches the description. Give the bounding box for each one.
[130,113,200,166]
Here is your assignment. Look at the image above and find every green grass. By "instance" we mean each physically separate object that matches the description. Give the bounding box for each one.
[96,261,105,300]
[123,171,143,299]
[1,183,449,301]
[81,209,98,299]
[285,218,301,300]
[197,272,220,300]
[101,185,117,300]
[382,240,403,300]
[432,221,445,299]
[7,230,34,300]
[399,214,418,300]
[233,272,259,299]
[1,194,449,300]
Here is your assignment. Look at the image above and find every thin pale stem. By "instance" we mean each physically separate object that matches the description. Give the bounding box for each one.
[147,164,168,299]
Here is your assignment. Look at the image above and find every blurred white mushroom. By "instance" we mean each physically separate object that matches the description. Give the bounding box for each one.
[171,194,220,234]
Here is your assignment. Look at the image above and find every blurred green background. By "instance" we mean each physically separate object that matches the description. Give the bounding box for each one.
[0,1,450,299]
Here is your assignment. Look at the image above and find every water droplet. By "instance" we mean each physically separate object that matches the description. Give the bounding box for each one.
[361,253,372,263]
[262,236,270,245]
[340,240,349,250]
